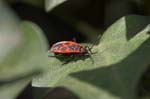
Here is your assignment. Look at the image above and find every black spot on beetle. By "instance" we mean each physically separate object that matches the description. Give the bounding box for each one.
[53,44,61,50]
[68,46,76,51]
[61,47,67,51]
[75,47,81,51]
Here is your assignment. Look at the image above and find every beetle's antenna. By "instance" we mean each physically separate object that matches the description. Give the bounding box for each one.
[72,37,76,42]
[89,34,101,50]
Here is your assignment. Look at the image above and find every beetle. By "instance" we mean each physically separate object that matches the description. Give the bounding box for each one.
[48,41,94,64]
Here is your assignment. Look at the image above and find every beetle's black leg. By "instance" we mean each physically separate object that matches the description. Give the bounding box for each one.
[62,58,72,65]
[85,46,93,54]
[62,61,70,65]
[48,55,56,57]
[84,46,94,64]
[86,46,98,54]
[72,37,76,42]
[61,54,74,65]
[87,52,94,64]
[48,53,60,57]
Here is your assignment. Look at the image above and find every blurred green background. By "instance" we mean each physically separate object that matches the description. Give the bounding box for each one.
[1,0,150,99]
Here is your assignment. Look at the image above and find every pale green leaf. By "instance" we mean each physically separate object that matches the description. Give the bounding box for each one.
[32,15,150,99]
[0,20,48,99]
[45,0,67,11]
[0,2,48,98]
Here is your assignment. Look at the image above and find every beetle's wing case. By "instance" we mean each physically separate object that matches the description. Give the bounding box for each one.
[50,41,86,53]
[50,41,67,52]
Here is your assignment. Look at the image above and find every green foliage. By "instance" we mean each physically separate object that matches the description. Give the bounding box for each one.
[1,0,150,99]
[0,2,48,99]
[45,0,67,11]
[32,15,150,99]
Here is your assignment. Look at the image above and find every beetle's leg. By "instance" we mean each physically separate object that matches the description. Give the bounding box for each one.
[48,53,60,57]
[86,46,98,55]
[85,46,93,54]
[72,37,76,42]
[61,54,73,65]
[84,46,94,64]
[62,57,73,65]
[87,52,94,64]
[48,55,56,57]
[62,60,72,65]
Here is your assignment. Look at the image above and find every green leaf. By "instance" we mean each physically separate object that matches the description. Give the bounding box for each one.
[0,79,30,99]
[0,2,21,63]
[0,2,48,98]
[0,20,48,99]
[0,20,48,80]
[32,15,150,99]
[45,0,67,11]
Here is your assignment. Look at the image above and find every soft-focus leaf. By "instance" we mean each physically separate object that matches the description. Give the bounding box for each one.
[0,20,48,99]
[0,20,48,80]
[0,79,30,99]
[45,0,67,11]
[0,2,21,63]
[32,15,150,99]
[0,2,48,98]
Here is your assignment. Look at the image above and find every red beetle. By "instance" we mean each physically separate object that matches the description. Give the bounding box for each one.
[49,41,93,64]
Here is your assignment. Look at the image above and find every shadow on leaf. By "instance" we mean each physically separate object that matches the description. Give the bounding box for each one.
[54,54,92,65]
[125,15,150,40]
[32,87,79,99]
[70,33,150,99]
